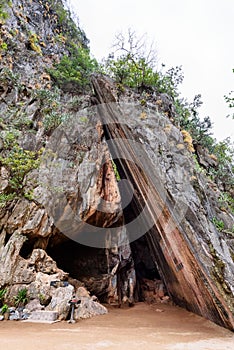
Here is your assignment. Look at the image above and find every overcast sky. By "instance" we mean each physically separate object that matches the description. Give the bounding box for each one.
[70,0,234,142]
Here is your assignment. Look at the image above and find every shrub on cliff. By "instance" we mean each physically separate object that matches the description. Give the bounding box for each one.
[48,46,98,91]
[102,30,233,198]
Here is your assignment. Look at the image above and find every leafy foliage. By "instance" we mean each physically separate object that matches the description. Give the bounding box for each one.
[0,0,10,24]
[48,47,98,90]
[102,31,234,195]
[211,217,225,231]
[0,193,16,208]
[32,87,60,106]
[112,160,121,181]
[0,145,42,194]
[104,54,159,89]
[0,303,9,314]
[102,30,185,96]
[102,30,159,89]
[47,0,89,48]
[0,67,20,87]
[14,288,28,307]
[218,192,234,214]
[43,111,70,132]
[207,138,234,189]
[42,1,96,91]
[0,289,7,304]
[224,68,234,119]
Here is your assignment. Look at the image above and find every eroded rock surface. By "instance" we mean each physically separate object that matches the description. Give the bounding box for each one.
[0,0,233,331]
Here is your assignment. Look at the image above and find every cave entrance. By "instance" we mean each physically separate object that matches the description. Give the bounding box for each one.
[47,240,108,278]
[131,235,162,301]
[47,238,112,301]
[45,225,166,305]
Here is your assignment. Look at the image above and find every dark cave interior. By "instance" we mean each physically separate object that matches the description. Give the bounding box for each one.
[19,227,163,303]
[45,233,162,302]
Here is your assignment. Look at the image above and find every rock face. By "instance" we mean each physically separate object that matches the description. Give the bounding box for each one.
[0,0,135,316]
[91,75,234,330]
[0,0,233,330]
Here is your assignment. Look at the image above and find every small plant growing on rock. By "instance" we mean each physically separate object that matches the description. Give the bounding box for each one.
[0,145,42,193]
[211,217,225,232]
[0,303,10,320]
[0,1,9,24]
[181,129,195,153]
[43,111,70,132]
[38,293,51,306]
[14,288,28,308]
[28,33,42,55]
[0,40,8,51]
[48,47,98,90]
[218,192,234,213]
[0,288,7,307]
[0,303,9,315]
[112,160,121,181]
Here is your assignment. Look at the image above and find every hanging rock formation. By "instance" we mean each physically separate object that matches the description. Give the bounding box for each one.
[90,74,234,330]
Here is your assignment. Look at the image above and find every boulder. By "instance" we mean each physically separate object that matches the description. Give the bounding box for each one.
[25,299,44,312]
[46,285,74,320]
[75,296,108,320]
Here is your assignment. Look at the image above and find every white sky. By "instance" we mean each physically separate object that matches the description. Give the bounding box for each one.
[70,0,234,142]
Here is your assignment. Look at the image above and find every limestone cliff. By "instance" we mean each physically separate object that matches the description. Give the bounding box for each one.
[0,0,233,329]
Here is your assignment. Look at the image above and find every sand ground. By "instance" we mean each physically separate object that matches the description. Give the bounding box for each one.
[0,303,233,350]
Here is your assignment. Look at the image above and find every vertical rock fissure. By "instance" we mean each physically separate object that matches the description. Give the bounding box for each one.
[102,122,169,302]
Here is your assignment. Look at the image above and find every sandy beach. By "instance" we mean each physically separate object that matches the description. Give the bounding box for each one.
[0,303,233,350]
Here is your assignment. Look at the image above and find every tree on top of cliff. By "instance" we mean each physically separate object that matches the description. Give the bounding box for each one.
[101,30,233,199]
[224,68,234,119]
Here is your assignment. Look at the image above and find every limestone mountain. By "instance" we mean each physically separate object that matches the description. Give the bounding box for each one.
[0,0,233,329]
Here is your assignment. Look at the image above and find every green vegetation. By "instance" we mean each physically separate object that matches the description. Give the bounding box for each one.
[43,111,70,132]
[103,33,214,152]
[29,33,42,55]
[0,193,16,207]
[0,78,63,208]
[0,145,42,205]
[224,68,234,119]
[102,30,158,89]
[46,0,89,48]
[0,289,7,307]
[14,288,28,307]
[42,0,96,91]
[101,30,184,95]
[102,31,234,197]
[48,47,98,90]
[0,1,10,24]
[112,160,121,181]
[211,216,234,236]
[207,138,234,190]
[0,67,20,86]
[31,88,72,132]
[1,129,20,149]
[0,303,9,314]
[104,53,158,89]
[0,145,42,191]
[218,192,234,214]
[0,41,8,51]
[32,87,60,106]
[211,217,225,231]
[0,0,232,220]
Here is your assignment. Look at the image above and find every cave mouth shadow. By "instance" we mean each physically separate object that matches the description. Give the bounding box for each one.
[47,240,109,279]
[45,233,164,303]
[19,228,165,304]
[130,235,162,301]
